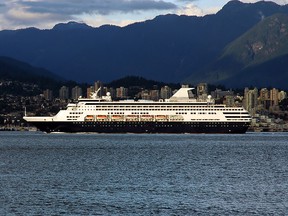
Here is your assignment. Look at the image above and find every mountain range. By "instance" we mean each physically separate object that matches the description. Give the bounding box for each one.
[1,0,288,88]
[188,12,288,88]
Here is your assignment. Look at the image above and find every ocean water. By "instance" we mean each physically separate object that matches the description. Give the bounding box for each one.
[0,132,288,215]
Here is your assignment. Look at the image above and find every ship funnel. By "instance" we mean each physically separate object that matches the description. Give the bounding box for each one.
[169,88,195,102]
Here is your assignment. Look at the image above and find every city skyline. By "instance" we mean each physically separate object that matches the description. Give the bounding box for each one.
[0,0,288,30]
[46,81,288,103]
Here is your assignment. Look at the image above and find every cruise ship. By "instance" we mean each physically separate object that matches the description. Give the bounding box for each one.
[23,87,251,133]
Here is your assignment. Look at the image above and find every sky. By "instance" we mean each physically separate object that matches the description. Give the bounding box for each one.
[0,0,288,30]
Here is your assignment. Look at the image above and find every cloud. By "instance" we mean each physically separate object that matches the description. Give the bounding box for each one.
[73,13,136,28]
[1,0,288,30]
[177,2,220,17]
[21,0,177,15]
[0,1,69,29]
[177,3,204,16]
[176,0,197,2]
[0,0,178,30]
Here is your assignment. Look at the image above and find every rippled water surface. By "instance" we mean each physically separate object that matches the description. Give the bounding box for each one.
[1,132,288,215]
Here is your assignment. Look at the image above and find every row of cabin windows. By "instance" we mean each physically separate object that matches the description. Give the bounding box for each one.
[79,105,243,111]
[68,111,222,115]
[197,112,217,115]
[108,112,125,115]
[67,116,80,119]
[83,105,230,108]
[131,112,149,115]
[80,106,244,110]
[77,108,244,112]
[227,119,251,121]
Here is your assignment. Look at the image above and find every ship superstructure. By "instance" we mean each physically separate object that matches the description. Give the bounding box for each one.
[23,88,251,133]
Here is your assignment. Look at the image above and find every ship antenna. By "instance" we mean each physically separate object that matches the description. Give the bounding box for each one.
[24,106,27,117]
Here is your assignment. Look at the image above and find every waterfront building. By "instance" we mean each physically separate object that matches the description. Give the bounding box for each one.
[59,86,69,100]
[140,89,151,100]
[211,89,234,99]
[139,89,160,101]
[224,95,235,107]
[244,87,258,115]
[116,87,128,98]
[197,83,208,96]
[259,88,269,100]
[43,89,53,101]
[87,86,95,98]
[259,88,270,110]
[150,89,160,101]
[71,86,82,100]
[160,86,172,99]
[270,88,279,107]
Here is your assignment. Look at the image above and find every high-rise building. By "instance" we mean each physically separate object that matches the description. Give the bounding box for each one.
[259,88,270,110]
[160,86,172,99]
[197,83,208,96]
[141,89,150,100]
[211,89,234,99]
[259,88,269,100]
[224,95,235,107]
[139,89,159,101]
[59,86,69,100]
[71,86,82,100]
[116,87,128,98]
[43,89,53,101]
[270,88,279,107]
[244,87,258,115]
[150,89,160,101]
[87,86,95,98]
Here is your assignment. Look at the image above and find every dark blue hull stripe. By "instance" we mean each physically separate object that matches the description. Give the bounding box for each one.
[29,121,250,134]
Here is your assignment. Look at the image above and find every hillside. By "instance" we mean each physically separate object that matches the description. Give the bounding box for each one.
[187,13,288,88]
[107,76,179,89]
[0,56,62,81]
[0,56,180,96]
[0,56,65,95]
[0,1,287,86]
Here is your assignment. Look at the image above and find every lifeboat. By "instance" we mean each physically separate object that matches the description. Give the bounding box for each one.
[140,115,154,121]
[96,115,108,119]
[156,115,167,119]
[126,115,139,121]
[85,115,95,121]
[96,115,109,121]
[169,115,184,121]
[112,115,124,121]
[155,115,167,121]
